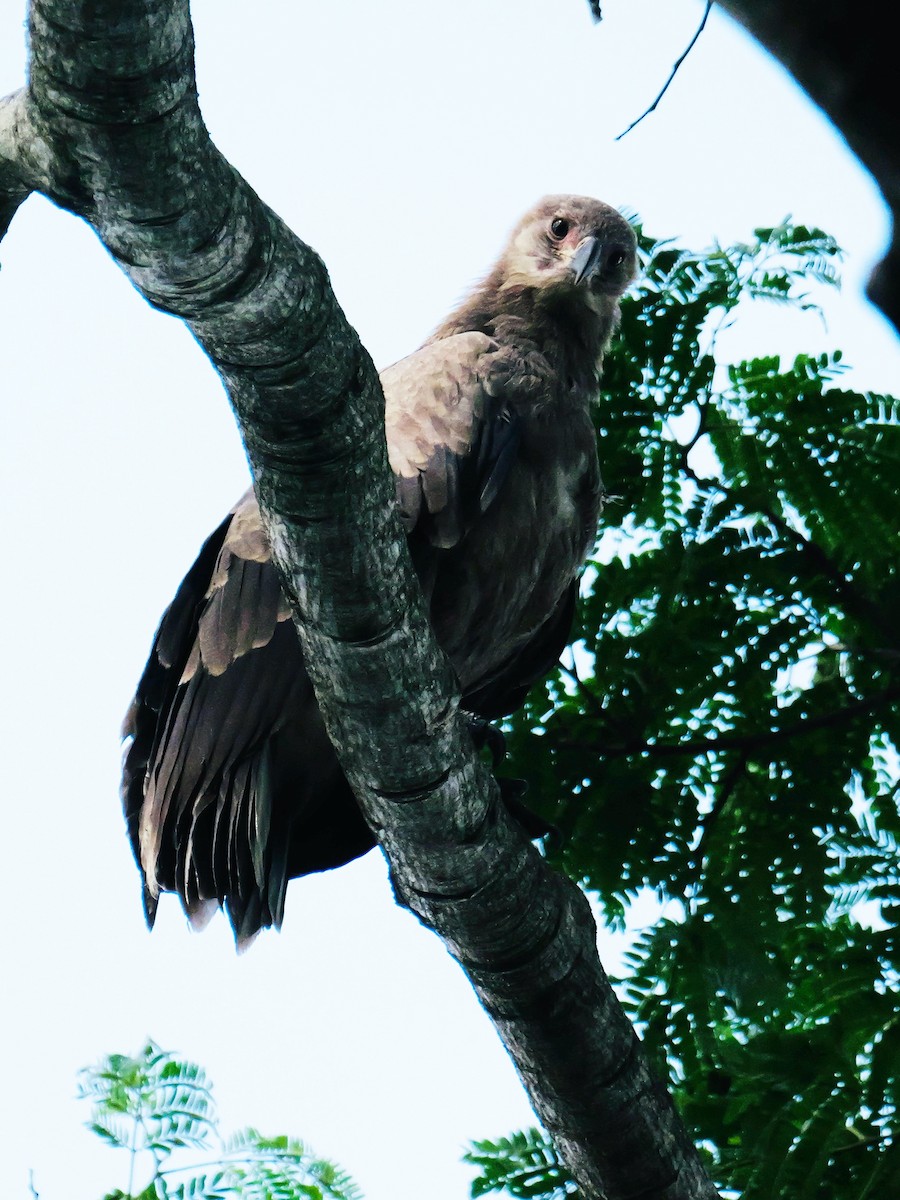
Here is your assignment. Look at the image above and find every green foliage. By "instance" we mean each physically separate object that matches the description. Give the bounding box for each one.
[78,1042,362,1200]
[486,222,900,1199]
[463,1130,577,1199]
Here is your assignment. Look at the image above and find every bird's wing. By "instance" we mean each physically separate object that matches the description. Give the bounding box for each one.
[461,579,579,719]
[121,489,349,941]
[383,331,522,550]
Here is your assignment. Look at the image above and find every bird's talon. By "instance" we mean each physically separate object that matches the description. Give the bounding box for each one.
[467,715,507,767]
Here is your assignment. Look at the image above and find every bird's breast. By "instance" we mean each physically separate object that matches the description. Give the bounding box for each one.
[426,408,600,693]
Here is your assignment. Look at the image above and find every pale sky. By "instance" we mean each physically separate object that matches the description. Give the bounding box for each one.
[1,2,898,1198]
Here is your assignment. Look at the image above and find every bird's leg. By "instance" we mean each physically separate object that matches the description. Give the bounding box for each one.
[466,713,508,768]
[465,714,562,849]
[497,774,564,850]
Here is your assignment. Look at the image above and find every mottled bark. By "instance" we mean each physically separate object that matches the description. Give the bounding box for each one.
[0,1,718,1196]
[715,0,900,335]
[0,93,31,236]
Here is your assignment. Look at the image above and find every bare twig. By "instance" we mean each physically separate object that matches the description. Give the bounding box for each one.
[616,1,712,140]
[558,659,607,721]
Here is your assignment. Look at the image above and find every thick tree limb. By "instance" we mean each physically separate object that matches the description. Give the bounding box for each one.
[0,1,719,1195]
[0,93,34,237]
[715,0,900,335]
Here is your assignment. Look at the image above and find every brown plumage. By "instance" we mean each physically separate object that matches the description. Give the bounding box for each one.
[123,195,637,944]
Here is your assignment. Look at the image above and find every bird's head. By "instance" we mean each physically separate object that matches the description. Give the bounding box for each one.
[497,195,637,311]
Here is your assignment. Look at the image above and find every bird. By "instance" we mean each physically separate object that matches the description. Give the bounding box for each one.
[122,195,638,945]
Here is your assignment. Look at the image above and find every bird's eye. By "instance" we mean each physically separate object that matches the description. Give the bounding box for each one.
[607,248,626,269]
[550,217,569,240]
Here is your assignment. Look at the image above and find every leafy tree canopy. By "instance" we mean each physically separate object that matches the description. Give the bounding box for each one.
[480,221,900,1199]
[76,1041,362,1200]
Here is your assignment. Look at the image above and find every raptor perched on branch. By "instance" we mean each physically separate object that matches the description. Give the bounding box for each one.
[123,195,637,944]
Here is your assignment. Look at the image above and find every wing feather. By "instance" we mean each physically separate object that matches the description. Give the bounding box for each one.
[383,331,522,549]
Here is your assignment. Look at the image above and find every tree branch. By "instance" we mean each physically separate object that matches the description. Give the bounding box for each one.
[0,91,36,237]
[715,0,900,335]
[1,1,719,1195]
[591,681,900,761]
[615,2,712,141]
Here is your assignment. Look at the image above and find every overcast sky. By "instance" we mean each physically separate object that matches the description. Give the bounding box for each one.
[1,2,898,1198]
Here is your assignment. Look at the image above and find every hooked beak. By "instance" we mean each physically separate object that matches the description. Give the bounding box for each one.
[570,235,604,286]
